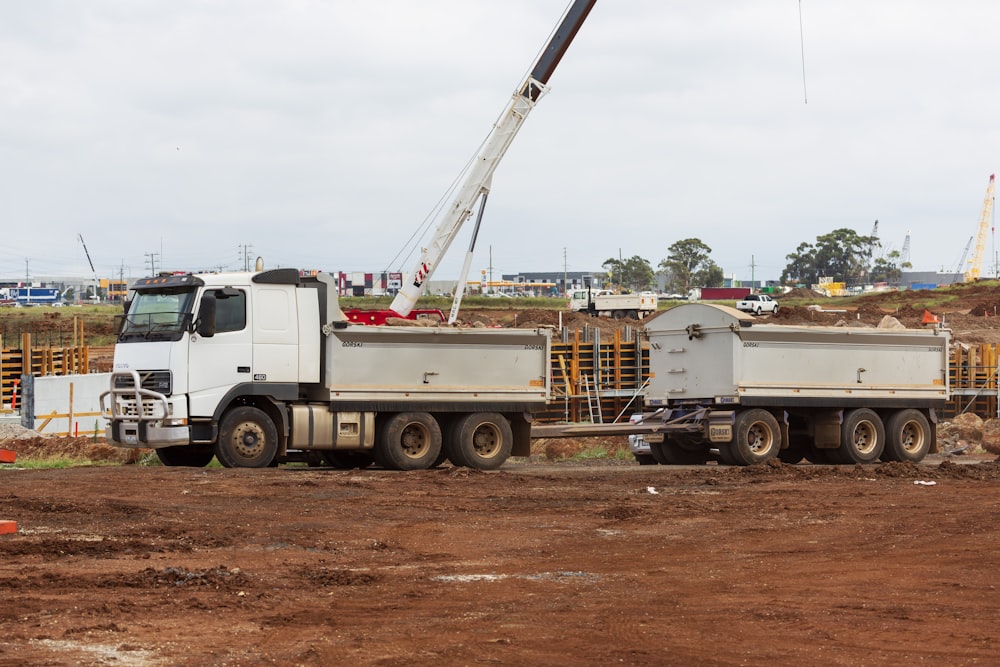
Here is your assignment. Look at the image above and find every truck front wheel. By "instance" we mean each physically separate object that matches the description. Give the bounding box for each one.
[156,445,215,467]
[216,407,279,468]
[729,409,781,465]
[376,412,442,471]
[447,413,513,470]
[883,409,931,462]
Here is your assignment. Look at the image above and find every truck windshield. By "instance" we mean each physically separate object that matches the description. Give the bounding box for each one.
[118,288,197,342]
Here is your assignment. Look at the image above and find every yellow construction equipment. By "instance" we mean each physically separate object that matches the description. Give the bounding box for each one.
[966,173,995,282]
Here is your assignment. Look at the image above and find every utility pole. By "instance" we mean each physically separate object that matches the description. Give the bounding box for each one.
[563,247,568,295]
[145,252,159,276]
[238,244,254,271]
[750,255,756,290]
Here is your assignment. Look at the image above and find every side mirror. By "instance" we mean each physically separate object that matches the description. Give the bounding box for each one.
[196,294,217,338]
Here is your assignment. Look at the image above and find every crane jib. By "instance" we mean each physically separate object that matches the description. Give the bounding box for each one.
[524,0,598,99]
[388,0,596,319]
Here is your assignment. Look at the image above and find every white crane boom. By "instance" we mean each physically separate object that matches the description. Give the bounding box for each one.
[390,0,596,317]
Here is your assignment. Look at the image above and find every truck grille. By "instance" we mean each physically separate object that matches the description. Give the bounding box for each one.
[113,370,172,396]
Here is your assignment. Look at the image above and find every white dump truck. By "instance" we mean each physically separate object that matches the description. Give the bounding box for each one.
[536,303,950,466]
[567,289,658,320]
[101,269,551,470]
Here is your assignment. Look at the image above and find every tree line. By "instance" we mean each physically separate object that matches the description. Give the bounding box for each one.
[602,228,909,294]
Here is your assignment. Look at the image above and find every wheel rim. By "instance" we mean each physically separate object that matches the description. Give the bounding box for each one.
[231,422,266,458]
[746,421,774,455]
[472,423,502,459]
[851,421,879,455]
[400,423,431,459]
[899,420,924,454]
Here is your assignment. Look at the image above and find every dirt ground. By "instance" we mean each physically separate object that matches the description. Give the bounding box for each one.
[1,455,999,666]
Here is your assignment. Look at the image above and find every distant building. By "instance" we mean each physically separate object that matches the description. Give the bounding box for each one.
[900,271,963,290]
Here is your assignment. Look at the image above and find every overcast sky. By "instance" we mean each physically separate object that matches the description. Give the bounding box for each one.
[3,1,999,288]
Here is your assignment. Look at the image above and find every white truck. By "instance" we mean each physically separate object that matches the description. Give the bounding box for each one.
[535,303,950,466]
[101,269,551,470]
[567,289,658,320]
[735,293,779,315]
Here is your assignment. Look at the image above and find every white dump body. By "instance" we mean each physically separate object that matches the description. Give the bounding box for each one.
[645,303,949,408]
[323,325,551,404]
[593,292,657,313]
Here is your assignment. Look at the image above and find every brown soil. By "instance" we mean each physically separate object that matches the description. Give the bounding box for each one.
[2,455,999,666]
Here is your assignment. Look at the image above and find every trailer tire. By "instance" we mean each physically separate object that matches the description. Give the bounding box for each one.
[729,409,781,465]
[215,406,279,468]
[156,445,215,467]
[376,412,442,471]
[834,408,885,464]
[447,412,512,470]
[883,409,931,463]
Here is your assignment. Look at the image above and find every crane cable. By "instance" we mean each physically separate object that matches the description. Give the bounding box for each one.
[799,0,808,104]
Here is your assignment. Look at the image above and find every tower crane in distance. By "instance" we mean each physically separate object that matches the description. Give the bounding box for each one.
[966,173,995,282]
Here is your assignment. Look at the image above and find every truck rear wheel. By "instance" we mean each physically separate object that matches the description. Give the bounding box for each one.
[883,409,931,462]
[834,408,885,464]
[376,412,441,471]
[447,413,512,470]
[215,406,278,468]
[156,445,215,467]
[612,310,626,320]
[729,409,781,465]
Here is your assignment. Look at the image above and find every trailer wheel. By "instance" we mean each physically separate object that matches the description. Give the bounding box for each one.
[156,445,215,467]
[834,408,885,464]
[729,409,781,465]
[215,406,279,468]
[447,412,513,470]
[883,409,931,463]
[376,412,441,471]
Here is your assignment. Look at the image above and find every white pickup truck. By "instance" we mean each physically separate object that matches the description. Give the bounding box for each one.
[736,293,779,315]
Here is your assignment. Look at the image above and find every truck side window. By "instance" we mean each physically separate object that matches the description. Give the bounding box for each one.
[211,289,247,333]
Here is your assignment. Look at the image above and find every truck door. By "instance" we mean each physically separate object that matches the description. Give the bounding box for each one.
[188,288,252,417]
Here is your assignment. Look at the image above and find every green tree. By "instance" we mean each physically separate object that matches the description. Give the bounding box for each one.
[781,228,878,286]
[658,239,719,293]
[601,255,654,292]
[870,249,909,285]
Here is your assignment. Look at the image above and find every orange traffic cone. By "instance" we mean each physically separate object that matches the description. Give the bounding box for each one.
[921,310,940,325]
[0,449,16,535]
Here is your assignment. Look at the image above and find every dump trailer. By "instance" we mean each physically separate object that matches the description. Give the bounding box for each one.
[535,303,950,466]
[101,269,551,470]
